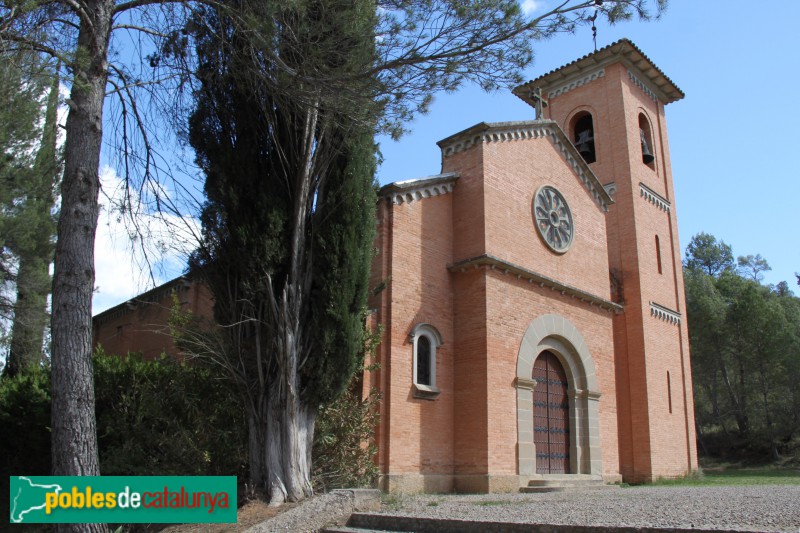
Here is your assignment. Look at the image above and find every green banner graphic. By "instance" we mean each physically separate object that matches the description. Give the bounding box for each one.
[9,476,237,524]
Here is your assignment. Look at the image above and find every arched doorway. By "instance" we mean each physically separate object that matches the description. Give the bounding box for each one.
[533,351,570,474]
[516,314,603,478]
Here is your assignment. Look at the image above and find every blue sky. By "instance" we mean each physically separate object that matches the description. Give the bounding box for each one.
[375,0,799,289]
[93,0,799,313]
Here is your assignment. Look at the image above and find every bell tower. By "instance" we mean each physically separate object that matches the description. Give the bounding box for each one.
[514,39,698,482]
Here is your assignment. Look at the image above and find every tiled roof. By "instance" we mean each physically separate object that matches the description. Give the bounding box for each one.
[513,38,684,106]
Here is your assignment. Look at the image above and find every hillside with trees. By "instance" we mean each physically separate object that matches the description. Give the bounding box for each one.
[684,233,800,462]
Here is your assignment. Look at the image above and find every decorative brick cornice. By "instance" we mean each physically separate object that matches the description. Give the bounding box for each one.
[380,173,459,205]
[650,302,681,325]
[639,183,671,213]
[448,254,623,313]
[628,70,658,102]
[604,182,617,197]
[546,68,605,99]
[437,121,613,212]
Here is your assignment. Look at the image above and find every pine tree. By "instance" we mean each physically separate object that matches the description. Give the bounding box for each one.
[5,69,60,377]
[0,53,47,327]
[0,54,60,376]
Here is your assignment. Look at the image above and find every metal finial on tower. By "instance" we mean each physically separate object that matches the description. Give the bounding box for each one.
[590,0,603,52]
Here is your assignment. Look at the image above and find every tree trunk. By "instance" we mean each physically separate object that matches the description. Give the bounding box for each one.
[7,256,49,375]
[265,373,316,504]
[50,1,113,531]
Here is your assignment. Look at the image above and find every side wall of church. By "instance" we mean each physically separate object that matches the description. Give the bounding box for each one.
[369,191,457,492]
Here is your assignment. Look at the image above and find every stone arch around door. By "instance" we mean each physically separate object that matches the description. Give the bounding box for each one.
[516,314,602,477]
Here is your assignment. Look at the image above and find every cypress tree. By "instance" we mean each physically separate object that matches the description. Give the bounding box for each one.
[189,0,376,501]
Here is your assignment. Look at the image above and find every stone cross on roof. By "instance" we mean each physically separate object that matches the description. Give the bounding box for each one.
[530,86,548,120]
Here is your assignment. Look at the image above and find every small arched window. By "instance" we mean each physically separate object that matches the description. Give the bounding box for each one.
[410,323,443,399]
[571,112,596,164]
[416,336,431,385]
[639,113,655,169]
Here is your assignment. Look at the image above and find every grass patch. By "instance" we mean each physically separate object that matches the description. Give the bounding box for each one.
[475,500,508,506]
[650,466,800,487]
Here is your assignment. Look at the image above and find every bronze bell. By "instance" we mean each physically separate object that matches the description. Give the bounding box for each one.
[640,129,655,164]
[575,129,595,162]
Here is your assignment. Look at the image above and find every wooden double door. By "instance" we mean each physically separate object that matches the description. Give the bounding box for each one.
[533,351,571,474]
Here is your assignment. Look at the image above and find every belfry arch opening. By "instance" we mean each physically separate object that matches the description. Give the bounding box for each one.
[571,112,596,164]
[639,113,655,168]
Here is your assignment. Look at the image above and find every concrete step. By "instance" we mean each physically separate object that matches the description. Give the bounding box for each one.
[325,513,729,533]
[521,474,611,493]
[323,526,413,533]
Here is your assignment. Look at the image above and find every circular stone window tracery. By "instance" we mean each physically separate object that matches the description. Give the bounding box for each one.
[533,186,574,253]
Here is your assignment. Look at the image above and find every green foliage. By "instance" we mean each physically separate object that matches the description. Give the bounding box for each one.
[736,254,771,282]
[684,232,734,277]
[93,348,247,476]
[312,383,380,491]
[0,54,61,376]
[1,349,248,478]
[188,0,380,494]
[685,234,800,462]
[0,368,52,477]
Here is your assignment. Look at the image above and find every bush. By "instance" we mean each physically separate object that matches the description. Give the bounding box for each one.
[0,369,51,478]
[312,383,380,492]
[94,349,247,477]
[1,349,379,492]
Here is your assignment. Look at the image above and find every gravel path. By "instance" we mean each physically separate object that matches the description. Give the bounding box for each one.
[376,485,800,532]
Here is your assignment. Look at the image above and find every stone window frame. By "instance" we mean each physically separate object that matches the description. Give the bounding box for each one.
[516,314,603,478]
[409,323,442,400]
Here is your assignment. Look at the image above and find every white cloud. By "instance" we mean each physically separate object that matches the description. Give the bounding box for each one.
[93,166,200,313]
[521,0,542,16]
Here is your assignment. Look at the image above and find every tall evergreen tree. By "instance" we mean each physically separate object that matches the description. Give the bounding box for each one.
[0,52,47,328]
[5,69,60,377]
[189,0,378,501]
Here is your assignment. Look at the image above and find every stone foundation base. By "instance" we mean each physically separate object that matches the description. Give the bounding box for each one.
[380,474,521,494]
[380,474,453,494]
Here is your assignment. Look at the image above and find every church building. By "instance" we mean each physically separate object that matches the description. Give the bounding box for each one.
[93,39,698,492]
[363,39,698,492]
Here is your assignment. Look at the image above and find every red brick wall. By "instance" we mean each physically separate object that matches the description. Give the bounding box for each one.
[92,280,214,360]
[544,61,698,481]
[371,192,456,475]
[483,272,620,477]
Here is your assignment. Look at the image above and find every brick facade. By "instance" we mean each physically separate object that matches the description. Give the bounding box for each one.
[93,39,698,491]
[370,39,697,490]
